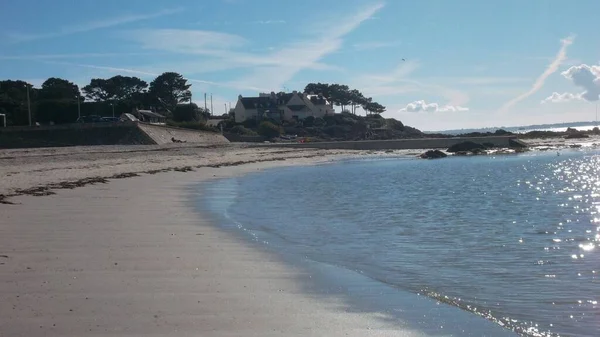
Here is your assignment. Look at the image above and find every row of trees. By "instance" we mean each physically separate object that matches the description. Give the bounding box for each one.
[303,83,386,115]
[0,72,198,126]
[1,75,386,127]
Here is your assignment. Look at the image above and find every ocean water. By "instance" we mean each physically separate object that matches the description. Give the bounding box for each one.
[515,124,598,134]
[200,150,600,337]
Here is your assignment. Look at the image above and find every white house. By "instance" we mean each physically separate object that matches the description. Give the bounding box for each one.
[234,91,335,123]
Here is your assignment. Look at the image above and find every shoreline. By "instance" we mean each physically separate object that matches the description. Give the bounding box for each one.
[0,147,516,336]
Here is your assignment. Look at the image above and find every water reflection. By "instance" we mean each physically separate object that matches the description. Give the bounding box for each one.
[211,151,600,337]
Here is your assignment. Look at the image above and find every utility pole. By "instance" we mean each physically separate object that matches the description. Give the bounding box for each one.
[25,84,31,126]
[210,94,213,116]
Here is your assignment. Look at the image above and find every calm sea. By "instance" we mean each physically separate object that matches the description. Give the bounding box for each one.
[200,150,600,337]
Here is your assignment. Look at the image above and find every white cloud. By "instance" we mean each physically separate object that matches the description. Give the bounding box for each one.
[499,35,575,112]
[399,100,469,112]
[352,40,400,51]
[8,8,183,42]
[561,64,600,101]
[540,92,583,104]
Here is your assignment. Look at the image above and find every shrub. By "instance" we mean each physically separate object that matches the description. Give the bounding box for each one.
[230,125,257,135]
[242,118,258,128]
[385,118,404,130]
[166,120,218,132]
[283,119,297,127]
[313,117,325,126]
[173,104,197,122]
[303,116,315,127]
[257,121,283,139]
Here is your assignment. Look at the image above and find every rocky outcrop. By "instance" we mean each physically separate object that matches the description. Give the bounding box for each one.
[420,150,447,159]
[447,141,486,153]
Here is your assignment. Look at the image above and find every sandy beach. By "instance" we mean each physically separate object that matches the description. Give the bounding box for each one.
[0,144,418,337]
[0,143,522,336]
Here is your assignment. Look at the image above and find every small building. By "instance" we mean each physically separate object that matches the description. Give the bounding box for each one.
[133,108,166,124]
[234,91,335,123]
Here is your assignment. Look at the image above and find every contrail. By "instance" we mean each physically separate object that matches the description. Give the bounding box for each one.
[499,35,575,112]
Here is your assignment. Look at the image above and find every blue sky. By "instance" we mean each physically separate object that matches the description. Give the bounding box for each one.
[1,0,600,131]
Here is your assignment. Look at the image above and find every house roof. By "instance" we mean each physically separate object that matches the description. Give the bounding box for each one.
[306,94,330,106]
[138,110,165,118]
[240,93,295,109]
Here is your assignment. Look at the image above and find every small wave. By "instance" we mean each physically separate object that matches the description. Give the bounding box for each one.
[421,290,560,337]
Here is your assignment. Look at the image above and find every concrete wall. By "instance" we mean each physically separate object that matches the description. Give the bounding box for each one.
[137,123,229,145]
[0,122,230,149]
[260,136,527,150]
[0,122,155,149]
[223,133,266,143]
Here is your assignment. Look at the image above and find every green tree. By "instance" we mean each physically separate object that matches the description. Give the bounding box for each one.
[364,100,386,115]
[172,103,211,122]
[149,72,191,112]
[304,83,334,98]
[348,89,366,115]
[39,78,80,101]
[257,121,283,139]
[0,80,37,125]
[108,75,148,101]
[82,76,147,102]
[82,78,111,102]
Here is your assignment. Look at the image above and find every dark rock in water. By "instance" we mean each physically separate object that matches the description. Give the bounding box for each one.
[447,141,485,153]
[420,150,447,159]
[570,144,582,148]
[564,133,589,139]
[471,148,487,155]
[566,127,579,134]
[454,151,471,156]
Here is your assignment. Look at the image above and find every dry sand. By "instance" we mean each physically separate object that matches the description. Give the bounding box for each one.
[0,144,516,336]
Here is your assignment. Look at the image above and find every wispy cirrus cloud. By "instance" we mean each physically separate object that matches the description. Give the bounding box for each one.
[252,20,286,24]
[354,60,471,107]
[352,40,400,51]
[435,77,530,85]
[499,35,575,112]
[0,52,159,60]
[124,29,247,55]
[7,8,183,42]
[121,29,338,73]
[229,2,386,90]
[44,61,268,92]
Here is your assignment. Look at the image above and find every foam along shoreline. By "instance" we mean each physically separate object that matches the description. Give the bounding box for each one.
[1,157,516,336]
